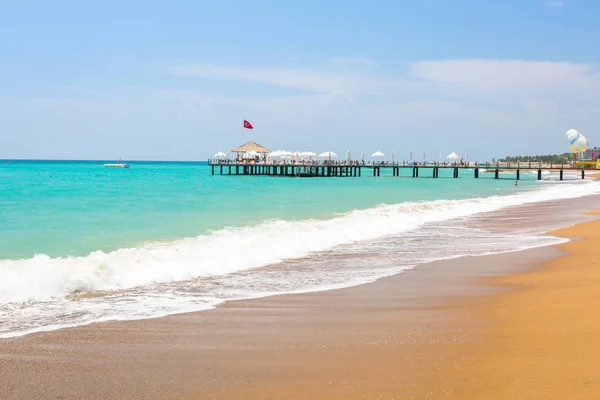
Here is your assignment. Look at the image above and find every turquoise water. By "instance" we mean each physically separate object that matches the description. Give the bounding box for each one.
[1,160,529,259]
[4,159,597,338]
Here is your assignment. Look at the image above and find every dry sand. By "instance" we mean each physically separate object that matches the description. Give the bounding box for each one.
[420,215,600,399]
[1,211,600,399]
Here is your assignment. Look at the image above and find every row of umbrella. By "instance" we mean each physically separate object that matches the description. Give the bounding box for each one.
[214,150,467,161]
[213,150,336,159]
[367,151,465,161]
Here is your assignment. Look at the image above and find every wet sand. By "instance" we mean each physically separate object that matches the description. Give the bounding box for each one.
[1,201,599,399]
[0,248,556,400]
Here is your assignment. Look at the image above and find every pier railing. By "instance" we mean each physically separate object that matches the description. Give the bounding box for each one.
[208,159,578,170]
[208,159,586,180]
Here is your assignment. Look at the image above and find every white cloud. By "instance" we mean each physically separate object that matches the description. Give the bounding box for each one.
[409,59,597,92]
[167,64,413,96]
[8,58,600,159]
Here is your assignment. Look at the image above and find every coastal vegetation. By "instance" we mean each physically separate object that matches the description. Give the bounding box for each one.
[496,153,573,164]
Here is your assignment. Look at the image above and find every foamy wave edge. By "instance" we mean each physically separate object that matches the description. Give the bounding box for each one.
[1,180,599,304]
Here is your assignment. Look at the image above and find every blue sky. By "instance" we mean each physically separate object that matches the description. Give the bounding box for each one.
[1,0,598,160]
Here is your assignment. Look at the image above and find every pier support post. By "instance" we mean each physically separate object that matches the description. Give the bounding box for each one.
[373,167,377,177]
[229,166,231,175]
[211,165,214,175]
[495,168,499,179]
[453,168,458,178]
[220,165,223,175]
[474,168,479,178]
[538,169,542,180]
[560,169,563,181]
[516,169,520,180]
[358,167,361,177]
[582,169,585,179]
[236,165,239,175]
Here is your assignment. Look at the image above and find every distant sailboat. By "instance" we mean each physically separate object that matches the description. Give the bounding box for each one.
[104,158,130,169]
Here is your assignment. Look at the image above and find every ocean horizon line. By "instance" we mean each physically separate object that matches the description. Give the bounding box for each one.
[1,158,209,163]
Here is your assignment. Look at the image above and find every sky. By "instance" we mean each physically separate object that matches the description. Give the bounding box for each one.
[0,0,599,161]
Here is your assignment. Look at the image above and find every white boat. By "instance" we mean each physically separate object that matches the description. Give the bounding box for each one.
[104,159,130,169]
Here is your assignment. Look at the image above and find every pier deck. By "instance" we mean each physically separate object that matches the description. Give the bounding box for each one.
[208,161,587,180]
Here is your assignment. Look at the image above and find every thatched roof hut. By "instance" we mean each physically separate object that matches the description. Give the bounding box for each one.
[231,141,270,154]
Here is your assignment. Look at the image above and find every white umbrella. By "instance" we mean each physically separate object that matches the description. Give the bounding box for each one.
[214,151,227,158]
[346,150,351,163]
[360,151,364,163]
[372,151,385,157]
[300,151,316,157]
[319,151,337,159]
[447,152,459,160]
[439,151,444,161]
[318,151,337,158]
[243,151,258,159]
[465,152,469,163]
[267,150,281,158]
[423,151,426,161]
[409,151,413,162]
[391,151,395,163]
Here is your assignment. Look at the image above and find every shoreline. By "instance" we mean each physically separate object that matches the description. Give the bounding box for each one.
[414,214,600,399]
[1,198,600,399]
[0,247,560,400]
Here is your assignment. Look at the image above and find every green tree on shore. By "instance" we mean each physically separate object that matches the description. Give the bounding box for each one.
[498,153,573,164]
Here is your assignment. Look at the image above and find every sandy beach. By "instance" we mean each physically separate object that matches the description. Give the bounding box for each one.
[1,201,600,399]
[424,215,600,399]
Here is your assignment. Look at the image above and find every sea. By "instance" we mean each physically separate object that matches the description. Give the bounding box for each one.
[1,159,599,338]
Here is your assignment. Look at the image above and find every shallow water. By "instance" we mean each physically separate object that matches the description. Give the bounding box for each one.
[0,160,597,337]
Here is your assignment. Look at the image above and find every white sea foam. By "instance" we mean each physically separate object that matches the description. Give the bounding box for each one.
[1,179,599,304]
[1,179,599,338]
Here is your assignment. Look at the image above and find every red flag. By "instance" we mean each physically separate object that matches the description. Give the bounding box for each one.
[243,120,253,129]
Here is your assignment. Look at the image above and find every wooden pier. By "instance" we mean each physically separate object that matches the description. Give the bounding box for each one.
[208,161,587,180]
